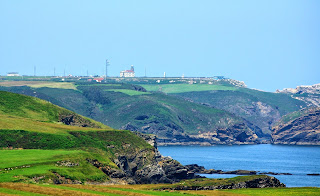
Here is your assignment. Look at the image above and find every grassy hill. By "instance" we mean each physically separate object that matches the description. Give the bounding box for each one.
[0,91,155,184]
[0,83,260,145]
[141,83,306,135]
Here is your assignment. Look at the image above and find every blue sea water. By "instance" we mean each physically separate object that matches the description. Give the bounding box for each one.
[158,144,320,187]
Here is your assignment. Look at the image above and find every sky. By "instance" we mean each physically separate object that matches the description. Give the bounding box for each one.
[0,0,319,92]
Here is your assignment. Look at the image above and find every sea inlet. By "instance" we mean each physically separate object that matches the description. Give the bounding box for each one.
[158,144,320,187]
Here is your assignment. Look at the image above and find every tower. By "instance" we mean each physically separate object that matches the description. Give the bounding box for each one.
[105,59,110,79]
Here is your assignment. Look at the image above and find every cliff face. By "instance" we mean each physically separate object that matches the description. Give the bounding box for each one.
[101,133,195,184]
[272,107,320,145]
[125,122,259,146]
[174,90,305,137]
[158,123,259,145]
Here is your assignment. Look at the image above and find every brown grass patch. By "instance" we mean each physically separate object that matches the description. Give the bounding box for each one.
[0,183,100,196]
[179,190,247,196]
[0,81,76,90]
[99,183,170,190]
[0,193,19,196]
[62,184,151,196]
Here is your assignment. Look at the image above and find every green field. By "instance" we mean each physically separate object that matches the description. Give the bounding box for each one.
[0,149,113,183]
[141,84,238,94]
[0,91,155,184]
[0,114,113,135]
[0,183,319,195]
[222,187,320,196]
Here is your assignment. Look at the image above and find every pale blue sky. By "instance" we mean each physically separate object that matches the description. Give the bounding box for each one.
[0,0,319,91]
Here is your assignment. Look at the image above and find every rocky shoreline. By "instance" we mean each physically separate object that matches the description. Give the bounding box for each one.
[95,132,289,185]
[185,164,293,176]
[157,175,285,190]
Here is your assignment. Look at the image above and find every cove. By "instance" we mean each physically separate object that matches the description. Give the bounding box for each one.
[158,144,320,187]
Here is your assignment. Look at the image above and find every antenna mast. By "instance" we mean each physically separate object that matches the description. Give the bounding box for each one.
[105,59,110,80]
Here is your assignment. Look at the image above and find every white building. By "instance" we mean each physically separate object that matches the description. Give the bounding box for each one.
[7,72,19,76]
[120,65,135,77]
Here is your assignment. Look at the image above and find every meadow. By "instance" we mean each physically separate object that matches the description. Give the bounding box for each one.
[141,84,238,94]
[0,183,319,196]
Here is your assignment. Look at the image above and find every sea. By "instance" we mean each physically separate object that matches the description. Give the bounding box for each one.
[158,144,320,187]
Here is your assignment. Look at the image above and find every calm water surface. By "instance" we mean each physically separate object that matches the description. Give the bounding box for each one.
[158,144,320,187]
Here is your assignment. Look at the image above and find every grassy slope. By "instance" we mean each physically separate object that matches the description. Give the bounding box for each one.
[0,183,319,196]
[0,149,112,183]
[141,84,237,94]
[91,88,241,136]
[274,107,320,126]
[0,91,110,130]
[0,91,154,183]
[0,85,243,137]
[142,84,306,135]
[237,88,305,116]
[141,83,305,116]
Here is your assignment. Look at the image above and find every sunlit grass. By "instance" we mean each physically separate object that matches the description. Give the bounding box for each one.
[0,183,98,196]
[0,81,76,90]
[141,84,237,94]
[222,187,320,196]
[0,114,113,135]
[0,149,113,183]
[1,182,320,196]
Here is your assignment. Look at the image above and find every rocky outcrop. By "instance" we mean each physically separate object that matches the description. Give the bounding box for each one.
[184,164,292,176]
[59,113,102,128]
[272,107,320,145]
[276,83,320,107]
[86,133,195,184]
[133,132,157,148]
[158,123,259,145]
[158,175,285,190]
[126,121,260,146]
[277,83,320,95]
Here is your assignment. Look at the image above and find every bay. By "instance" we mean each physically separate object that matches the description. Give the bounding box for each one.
[158,144,320,187]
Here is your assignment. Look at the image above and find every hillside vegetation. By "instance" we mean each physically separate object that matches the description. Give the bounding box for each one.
[145,84,306,135]
[0,91,158,184]
[0,80,308,143]
[0,83,260,145]
[0,182,318,195]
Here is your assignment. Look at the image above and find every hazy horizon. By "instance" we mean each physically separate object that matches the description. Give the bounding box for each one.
[1,0,319,92]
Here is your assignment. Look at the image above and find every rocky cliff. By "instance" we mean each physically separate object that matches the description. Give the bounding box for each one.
[276,83,320,107]
[272,107,320,145]
[126,122,259,146]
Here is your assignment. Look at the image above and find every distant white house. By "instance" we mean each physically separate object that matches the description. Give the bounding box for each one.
[120,65,135,77]
[7,72,19,76]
